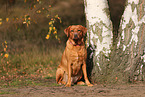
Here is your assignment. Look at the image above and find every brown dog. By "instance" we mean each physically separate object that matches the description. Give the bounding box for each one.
[56,25,93,87]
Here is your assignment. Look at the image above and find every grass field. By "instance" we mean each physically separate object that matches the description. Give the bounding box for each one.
[0,44,64,87]
[0,0,70,87]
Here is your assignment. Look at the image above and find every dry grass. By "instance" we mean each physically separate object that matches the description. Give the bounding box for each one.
[0,1,65,87]
[0,0,85,87]
[0,45,64,87]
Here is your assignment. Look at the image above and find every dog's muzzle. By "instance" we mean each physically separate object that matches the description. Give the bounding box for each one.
[74,33,78,39]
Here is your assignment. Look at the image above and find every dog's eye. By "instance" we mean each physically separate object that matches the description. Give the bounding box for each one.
[70,30,74,32]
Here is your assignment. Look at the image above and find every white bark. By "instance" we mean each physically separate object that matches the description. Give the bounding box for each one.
[84,0,113,74]
[118,0,145,51]
[84,0,112,56]
[118,0,145,81]
[84,0,144,83]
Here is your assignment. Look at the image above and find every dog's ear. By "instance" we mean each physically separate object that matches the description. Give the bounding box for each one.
[81,26,87,36]
[64,26,71,37]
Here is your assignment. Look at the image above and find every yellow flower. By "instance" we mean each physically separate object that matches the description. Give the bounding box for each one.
[4,48,6,52]
[55,35,58,39]
[34,5,36,8]
[28,21,30,24]
[23,21,26,24]
[6,18,9,22]
[5,41,7,44]
[49,21,52,25]
[28,17,31,20]
[53,27,56,30]
[46,34,50,39]
[37,10,41,13]
[47,14,50,17]
[4,54,9,58]
[24,15,27,17]
[0,22,2,25]
[53,31,57,34]
[49,27,52,31]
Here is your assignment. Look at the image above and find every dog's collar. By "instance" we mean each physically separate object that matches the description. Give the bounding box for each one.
[69,40,82,46]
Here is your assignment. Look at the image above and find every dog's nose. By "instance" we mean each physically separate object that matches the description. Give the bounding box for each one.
[74,33,78,39]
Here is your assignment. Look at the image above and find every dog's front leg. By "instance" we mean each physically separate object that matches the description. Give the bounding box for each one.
[65,62,71,87]
[82,62,93,87]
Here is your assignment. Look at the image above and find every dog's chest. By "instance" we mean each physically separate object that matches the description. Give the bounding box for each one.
[70,48,85,62]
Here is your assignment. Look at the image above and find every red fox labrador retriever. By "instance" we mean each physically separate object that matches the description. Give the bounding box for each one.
[56,25,93,87]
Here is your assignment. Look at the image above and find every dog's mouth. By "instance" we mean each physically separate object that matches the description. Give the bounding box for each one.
[73,35,79,43]
[71,33,83,45]
[73,39,78,43]
[72,38,83,46]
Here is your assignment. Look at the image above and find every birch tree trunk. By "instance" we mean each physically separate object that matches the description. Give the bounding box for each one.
[84,0,113,82]
[117,0,145,82]
[84,0,145,83]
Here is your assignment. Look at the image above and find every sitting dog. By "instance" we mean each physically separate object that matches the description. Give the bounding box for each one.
[56,25,93,87]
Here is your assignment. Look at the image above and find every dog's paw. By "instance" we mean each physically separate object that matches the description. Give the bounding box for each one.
[87,84,93,87]
[65,84,71,87]
[77,81,85,85]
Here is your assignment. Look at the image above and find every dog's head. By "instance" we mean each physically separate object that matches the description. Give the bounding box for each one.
[64,25,87,44]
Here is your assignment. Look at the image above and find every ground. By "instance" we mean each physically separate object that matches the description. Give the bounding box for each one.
[0,79,145,97]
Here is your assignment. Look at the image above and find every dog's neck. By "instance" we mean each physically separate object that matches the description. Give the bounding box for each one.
[66,39,85,52]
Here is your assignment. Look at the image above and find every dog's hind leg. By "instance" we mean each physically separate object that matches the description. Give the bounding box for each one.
[56,66,66,85]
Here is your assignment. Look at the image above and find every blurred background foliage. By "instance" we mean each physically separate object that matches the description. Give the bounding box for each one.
[0,0,125,87]
[0,0,86,50]
[0,0,126,50]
